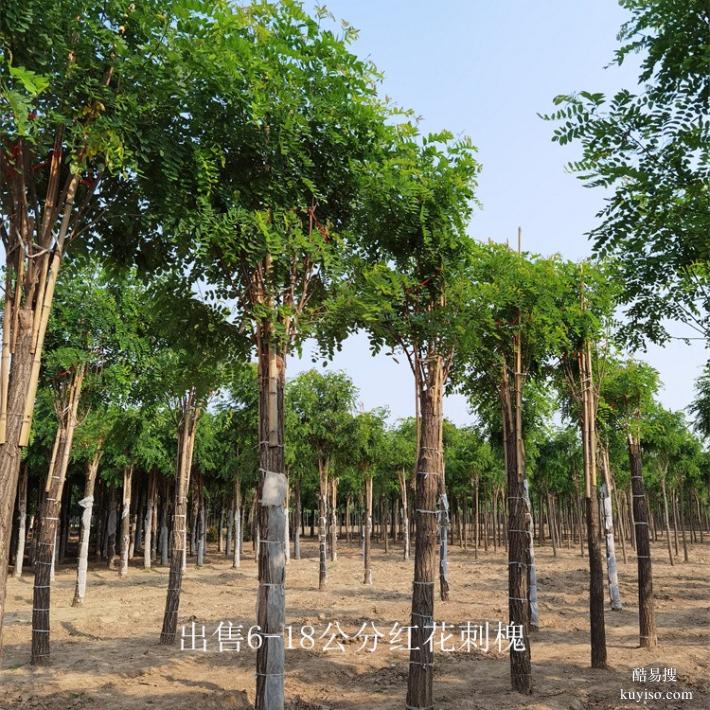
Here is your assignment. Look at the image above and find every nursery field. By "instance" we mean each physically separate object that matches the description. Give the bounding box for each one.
[2,539,708,710]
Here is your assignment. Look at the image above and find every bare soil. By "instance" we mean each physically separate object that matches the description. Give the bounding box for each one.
[1,537,708,709]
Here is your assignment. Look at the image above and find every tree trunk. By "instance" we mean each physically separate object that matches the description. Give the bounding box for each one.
[363,476,373,585]
[144,470,156,569]
[679,484,688,562]
[522,480,539,631]
[600,483,622,610]
[345,494,351,545]
[577,345,607,669]
[547,494,557,557]
[160,391,200,644]
[614,489,628,564]
[106,486,118,568]
[406,356,445,709]
[627,485,636,550]
[119,465,133,577]
[72,450,101,606]
[628,437,657,648]
[293,478,301,560]
[13,464,28,578]
[255,340,287,710]
[660,475,674,565]
[499,354,533,694]
[160,485,170,566]
[233,474,242,568]
[438,492,450,601]
[329,476,337,562]
[196,474,205,567]
[31,363,84,663]
[318,458,328,590]
[473,475,479,560]
[133,484,143,557]
[384,495,390,553]
[0,235,71,651]
[398,469,410,560]
[671,489,679,557]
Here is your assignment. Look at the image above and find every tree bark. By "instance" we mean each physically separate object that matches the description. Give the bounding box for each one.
[500,355,533,694]
[363,476,373,585]
[522,480,539,631]
[473,474,479,560]
[0,158,78,650]
[0,312,35,652]
[679,484,688,562]
[106,485,118,568]
[600,483,622,610]
[329,476,338,562]
[144,470,156,569]
[293,477,301,560]
[255,340,287,710]
[13,464,28,578]
[72,450,101,606]
[196,474,205,567]
[31,363,84,663]
[578,345,607,669]
[398,469,410,560]
[119,465,133,577]
[160,390,200,643]
[318,458,328,590]
[628,437,657,648]
[406,356,445,709]
[438,491,450,600]
[660,474,674,565]
[233,474,241,568]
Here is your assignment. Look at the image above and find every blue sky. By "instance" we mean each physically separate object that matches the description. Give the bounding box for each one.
[290,0,707,425]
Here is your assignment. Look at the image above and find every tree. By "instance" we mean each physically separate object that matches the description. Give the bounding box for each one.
[286,370,357,589]
[461,244,573,689]
[0,0,202,649]
[543,0,710,343]
[136,5,387,706]
[383,420,417,560]
[29,259,143,662]
[335,128,480,707]
[350,408,387,585]
[599,357,660,647]
[555,259,624,663]
[689,363,710,439]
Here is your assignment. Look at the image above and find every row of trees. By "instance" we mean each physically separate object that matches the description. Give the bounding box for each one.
[6,252,710,696]
[1,0,708,708]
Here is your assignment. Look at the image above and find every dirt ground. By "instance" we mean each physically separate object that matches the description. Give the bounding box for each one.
[1,537,708,710]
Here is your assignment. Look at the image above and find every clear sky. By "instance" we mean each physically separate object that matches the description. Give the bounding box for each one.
[290,0,707,425]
